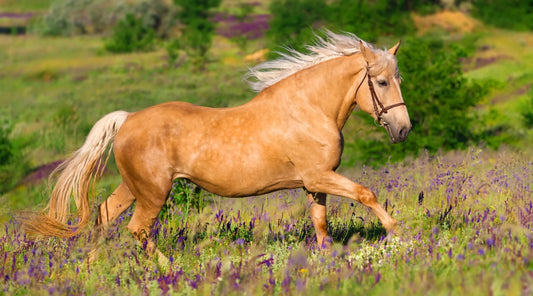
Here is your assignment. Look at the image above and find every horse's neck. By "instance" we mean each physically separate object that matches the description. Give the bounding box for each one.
[262,55,365,129]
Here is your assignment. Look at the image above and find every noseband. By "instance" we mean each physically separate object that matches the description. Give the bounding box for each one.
[355,66,406,125]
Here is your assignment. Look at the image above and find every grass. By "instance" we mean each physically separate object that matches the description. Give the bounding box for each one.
[465,30,533,133]
[0,34,258,166]
[0,0,53,12]
[1,148,532,295]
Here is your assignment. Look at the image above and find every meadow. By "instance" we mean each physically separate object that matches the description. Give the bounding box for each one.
[2,148,533,295]
[1,1,533,295]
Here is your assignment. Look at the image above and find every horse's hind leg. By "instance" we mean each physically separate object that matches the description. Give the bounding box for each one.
[90,182,136,261]
[306,192,330,248]
[125,179,172,265]
[95,182,136,228]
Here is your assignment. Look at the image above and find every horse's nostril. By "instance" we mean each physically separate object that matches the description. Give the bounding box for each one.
[399,127,409,139]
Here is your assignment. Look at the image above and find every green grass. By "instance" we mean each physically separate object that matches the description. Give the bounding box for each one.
[0,34,258,166]
[0,0,53,12]
[1,148,532,295]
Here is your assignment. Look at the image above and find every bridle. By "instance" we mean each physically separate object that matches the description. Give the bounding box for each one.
[355,65,406,126]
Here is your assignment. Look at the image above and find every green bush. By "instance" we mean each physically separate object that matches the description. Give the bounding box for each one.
[31,0,176,37]
[0,117,30,194]
[267,0,431,51]
[173,0,221,70]
[30,0,91,36]
[472,0,533,31]
[327,0,415,42]
[344,36,492,166]
[0,119,13,166]
[160,179,207,221]
[268,0,328,52]
[522,89,533,129]
[104,13,155,53]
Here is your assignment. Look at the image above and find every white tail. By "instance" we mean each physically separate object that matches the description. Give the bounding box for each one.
[21,111,129,237]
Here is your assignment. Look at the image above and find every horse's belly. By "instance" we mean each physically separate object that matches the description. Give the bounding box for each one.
[180,154,303,197]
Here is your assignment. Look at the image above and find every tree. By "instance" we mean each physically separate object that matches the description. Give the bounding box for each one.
[105,13,155,53]
[172,0,221,70]
[267,0,328,52]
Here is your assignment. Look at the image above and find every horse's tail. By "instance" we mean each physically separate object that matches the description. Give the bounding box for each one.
[20,111,129,238]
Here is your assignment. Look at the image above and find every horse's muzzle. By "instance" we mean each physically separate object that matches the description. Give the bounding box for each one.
[385,123,412,144]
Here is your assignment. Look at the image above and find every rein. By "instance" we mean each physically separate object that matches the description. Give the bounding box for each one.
[355,66,406,125]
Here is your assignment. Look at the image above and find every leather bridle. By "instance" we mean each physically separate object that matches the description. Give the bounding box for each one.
[355,65,406,125]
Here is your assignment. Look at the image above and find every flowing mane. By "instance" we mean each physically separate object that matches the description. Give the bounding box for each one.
[245,30,387,93]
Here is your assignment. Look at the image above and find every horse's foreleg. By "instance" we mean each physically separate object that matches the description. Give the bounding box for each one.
[304,171,397,233]
[306,192,330,248]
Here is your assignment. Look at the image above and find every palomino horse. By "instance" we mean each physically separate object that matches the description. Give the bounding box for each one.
[22,31,411,259]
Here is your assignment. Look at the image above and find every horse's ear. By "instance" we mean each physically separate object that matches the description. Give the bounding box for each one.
[388,40,401,56]
[359,40,376,64]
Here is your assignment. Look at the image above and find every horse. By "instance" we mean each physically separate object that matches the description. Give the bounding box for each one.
[22,31,411,260]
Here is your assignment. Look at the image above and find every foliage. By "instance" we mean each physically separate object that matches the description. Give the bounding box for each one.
[345,35,492,166]
[0,116,30,194]
[29,0,92,36]
[172,0,222,70]
[30,0,176,37]
[104,13,155,53]
[268,0,328,52]
[228,2,257,53]
[471,0,533,31]
[326,0,415,42]
[0,117,13,167]
[266,0,439,51]
[522,88,533,129]
[163,179,207,219]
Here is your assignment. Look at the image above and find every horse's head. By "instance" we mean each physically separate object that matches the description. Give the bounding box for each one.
[356,41,411,143]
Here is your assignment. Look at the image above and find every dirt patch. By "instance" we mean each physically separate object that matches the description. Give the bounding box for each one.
[412,10,480,35]
[20,159,111,185]
[20,160,62,185]
[490,84,531,105]
[460,54,512,71]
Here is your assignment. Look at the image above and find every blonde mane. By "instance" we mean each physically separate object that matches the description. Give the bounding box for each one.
[245,30,392,93]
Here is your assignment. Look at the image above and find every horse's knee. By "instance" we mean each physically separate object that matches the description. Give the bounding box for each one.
[355,185,378,205]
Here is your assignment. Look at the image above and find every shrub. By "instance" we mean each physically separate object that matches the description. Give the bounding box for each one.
[268,0,328,52]
[173,0,221,70]
[0,119,13,166]
[326,0,415,42]
[104,13,155,53]
[267,0,423,51]
[30,0,92,36]
[471,0,533,31]
[0,117,30,194]
[522,89,533,129]
[160,179,207,221]
[31,0,176,37]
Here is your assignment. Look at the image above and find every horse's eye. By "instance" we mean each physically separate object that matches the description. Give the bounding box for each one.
[377,80,388,87]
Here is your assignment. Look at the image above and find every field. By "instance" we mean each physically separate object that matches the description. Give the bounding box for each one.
[2,148,533,295]
[1,2,533,295]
